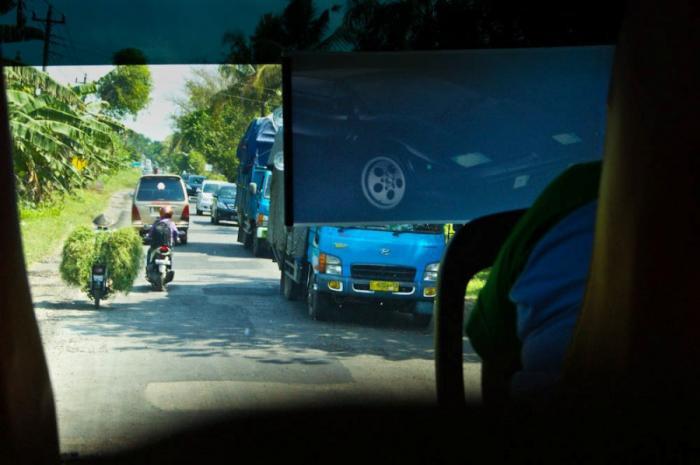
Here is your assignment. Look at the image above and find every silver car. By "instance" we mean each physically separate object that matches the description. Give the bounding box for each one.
[195,180,226,215]
[132,175,190,244]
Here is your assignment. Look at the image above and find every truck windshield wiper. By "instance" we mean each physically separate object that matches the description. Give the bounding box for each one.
[336,226,380,233]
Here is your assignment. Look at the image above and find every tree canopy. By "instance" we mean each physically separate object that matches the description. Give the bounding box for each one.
[224,0,624,63]
[97,65,153,119]
[223,0,340,63]
[165,64,282,181]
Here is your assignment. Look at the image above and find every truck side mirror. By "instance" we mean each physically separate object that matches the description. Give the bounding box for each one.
[248,182,257,195]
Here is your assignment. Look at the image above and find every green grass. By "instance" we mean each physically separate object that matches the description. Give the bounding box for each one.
[466,269,490,300]
[19,168,141,266]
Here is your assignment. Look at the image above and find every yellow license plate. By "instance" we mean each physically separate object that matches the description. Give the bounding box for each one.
[369,281,400,292]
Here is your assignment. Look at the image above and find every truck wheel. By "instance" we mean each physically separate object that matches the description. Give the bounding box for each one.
[196,208,202,216]
[307,274,333,321]
[282,271,300,301]
[244,226,253,249]
[253,234,265,257]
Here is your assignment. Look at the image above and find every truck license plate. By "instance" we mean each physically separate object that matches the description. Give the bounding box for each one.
[369,281,399,292]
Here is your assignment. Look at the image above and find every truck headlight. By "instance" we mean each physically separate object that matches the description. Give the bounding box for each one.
[423,262,439,281]
[319,253,342,275]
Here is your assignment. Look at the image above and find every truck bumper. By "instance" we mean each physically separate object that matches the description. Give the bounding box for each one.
[314,274,436,308]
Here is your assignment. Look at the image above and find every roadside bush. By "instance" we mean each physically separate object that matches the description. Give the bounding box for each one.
[60,226,143,295]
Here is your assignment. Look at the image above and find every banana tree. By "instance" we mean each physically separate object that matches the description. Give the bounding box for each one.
[4,67,125,204]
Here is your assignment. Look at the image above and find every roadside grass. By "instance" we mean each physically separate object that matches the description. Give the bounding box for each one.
[19,168,140,267]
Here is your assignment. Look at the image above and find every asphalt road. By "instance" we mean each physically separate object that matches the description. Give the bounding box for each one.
[29,195,482,457]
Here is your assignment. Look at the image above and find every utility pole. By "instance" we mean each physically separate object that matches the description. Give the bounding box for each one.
[17,0,26,28]
[33,5,65,71]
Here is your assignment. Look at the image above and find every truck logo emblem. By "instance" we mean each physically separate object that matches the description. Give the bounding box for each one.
[380,248,391,256]
[361,157,406,210]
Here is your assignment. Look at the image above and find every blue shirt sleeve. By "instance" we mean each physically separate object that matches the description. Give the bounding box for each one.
[508,200,597,392]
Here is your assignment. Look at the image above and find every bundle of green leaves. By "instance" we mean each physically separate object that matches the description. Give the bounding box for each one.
[59,226,96,290]
[60,226,143,294]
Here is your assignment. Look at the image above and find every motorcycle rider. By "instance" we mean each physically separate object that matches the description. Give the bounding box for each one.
[145,206,180,271]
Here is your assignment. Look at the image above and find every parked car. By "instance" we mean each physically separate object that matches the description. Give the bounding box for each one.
[132,175,190,244]
[210,183,237,224]
[196,180,226,215]
[186,175,206,197]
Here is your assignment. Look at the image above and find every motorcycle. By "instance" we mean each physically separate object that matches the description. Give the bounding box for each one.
[146,244,174,291]
[90,215,112,308]
[89,263,109,308]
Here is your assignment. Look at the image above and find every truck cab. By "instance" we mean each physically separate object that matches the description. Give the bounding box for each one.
[245,167,271,256]
[236,115,279,257]
[305,225,445,324]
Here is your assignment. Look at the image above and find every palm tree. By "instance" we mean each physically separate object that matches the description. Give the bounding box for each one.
[223,0,340,63]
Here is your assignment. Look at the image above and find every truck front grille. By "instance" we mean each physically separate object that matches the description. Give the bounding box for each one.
[351,265,416,282]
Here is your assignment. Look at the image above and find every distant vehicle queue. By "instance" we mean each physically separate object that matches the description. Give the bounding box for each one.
[131,107,447,324]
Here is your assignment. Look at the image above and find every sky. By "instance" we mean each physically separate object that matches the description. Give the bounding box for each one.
[45,65,219,141]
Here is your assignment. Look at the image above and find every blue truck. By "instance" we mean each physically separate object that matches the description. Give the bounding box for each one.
[235,114,279,257]
[268,125,446,325]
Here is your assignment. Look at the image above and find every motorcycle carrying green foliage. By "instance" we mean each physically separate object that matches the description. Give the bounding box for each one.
[60,226,143,295]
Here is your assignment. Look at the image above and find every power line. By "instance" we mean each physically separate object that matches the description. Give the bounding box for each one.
[17,0,27,27]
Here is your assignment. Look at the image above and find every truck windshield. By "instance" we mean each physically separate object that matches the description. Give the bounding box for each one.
[15,1,622,449]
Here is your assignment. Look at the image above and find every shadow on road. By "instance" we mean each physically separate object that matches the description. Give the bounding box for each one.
[35,280,479,364]
[174,240,250,259]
